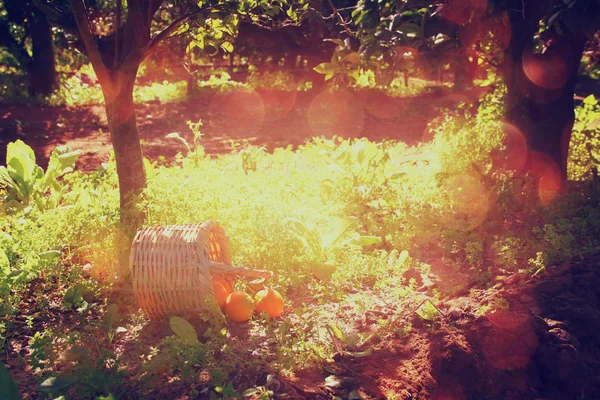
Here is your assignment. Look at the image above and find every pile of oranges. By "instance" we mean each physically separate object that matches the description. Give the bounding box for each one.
[211,275,284,322]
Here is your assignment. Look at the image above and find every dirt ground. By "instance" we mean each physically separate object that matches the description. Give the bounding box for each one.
[4,87,600,399]
[0,88,484,171]
[5,250,600,399]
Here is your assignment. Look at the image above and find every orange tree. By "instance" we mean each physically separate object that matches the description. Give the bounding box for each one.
[350,0,600,179]
[34,0,310,229]
[0,0,57,95]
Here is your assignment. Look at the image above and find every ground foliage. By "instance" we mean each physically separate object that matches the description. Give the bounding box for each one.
[0,88,600,398]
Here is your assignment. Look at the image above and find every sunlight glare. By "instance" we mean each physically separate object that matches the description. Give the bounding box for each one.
[444,173,491,228]
[208,89,265,138]
[308,90,365,138]
[357,90,402,120]
[529,152,562,205]
[257,89,297,120]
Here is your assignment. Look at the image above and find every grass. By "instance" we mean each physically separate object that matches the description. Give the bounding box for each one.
[1,86,600,398]
[0,63,441,107]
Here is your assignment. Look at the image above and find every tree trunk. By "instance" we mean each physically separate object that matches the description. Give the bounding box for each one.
[28,13,57,96]
[453,47,472,91]
[503,1,588,179]
[104,69,147,232]
[504,35,587,178]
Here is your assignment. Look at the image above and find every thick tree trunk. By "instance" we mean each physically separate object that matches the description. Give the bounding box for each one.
[28,13,57,96]
[104,69,147,232]
[504,35,587,178]
[503,1,587,179]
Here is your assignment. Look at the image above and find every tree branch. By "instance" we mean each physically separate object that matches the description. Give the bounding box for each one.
[33,0,79,34]
[69,0,111,88]
[146,11,201,53]
[115,0,121,67]
[327,0,353,36]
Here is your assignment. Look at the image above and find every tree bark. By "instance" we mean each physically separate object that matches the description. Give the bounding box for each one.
[28,13,57,96]
[504,34,587,177]
[104,69,146,232]
[503,1,588,179]
[453,47,472,91]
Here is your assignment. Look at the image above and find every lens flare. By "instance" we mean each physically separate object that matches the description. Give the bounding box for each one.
[444,173,491,228]
[460,15,511,51]
[357,90,402,120]
[496,123,528,173]
[483,311,538,370]
[528,152,562,205]
[516,70,564,105]
[522,48,570,90]
[439,0,486,25]
[208,89,265,139]
[257,89,297,120]
[308,90,365,138]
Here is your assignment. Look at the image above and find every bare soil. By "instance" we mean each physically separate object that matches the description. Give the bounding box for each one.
[5,251,600,399]
[0,88,484,171]
[4,88,599,399]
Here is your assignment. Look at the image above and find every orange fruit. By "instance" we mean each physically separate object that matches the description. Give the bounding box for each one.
[255,288,284,318]
[212,280,230,308]
[212,275,232,294]
[224,292,255,322]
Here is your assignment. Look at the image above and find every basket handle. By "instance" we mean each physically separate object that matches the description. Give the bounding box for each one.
[208,261,273,280]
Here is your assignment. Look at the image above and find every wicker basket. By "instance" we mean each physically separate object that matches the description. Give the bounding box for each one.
[129,221,272,319]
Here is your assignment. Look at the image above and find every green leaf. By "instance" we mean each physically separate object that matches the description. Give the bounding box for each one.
[6,140,37,199]
[586,118,600,130]
[0,361,20,400]
[350,236,382,246]
[0,249,10,275]
[322,218,359,249]
[324,38,345,46]
[243,388,261,397]
[170,316,199,344]
[397,22,421,35]
[398,250,410,265]
[0,166,14,187]
[103,304,119,331]
[221,41,234,53]
[63,285,85,308]
[42,146,80,190]
[313,62,336,75]
[343,333,361,349]
[96,394,116,400]
[286,6,298,20]
[143,158,155,180]
[7,269,26,278]
[38,375,77,392]
[38,250,61,260]
[341,52,361,65]
[0,303,16,315]
[583,95,598,106]
[346,347,373,358]
[310,262,336,281]
[349,390,364,399]
[327,323,345,341]
[166,132,191,153]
